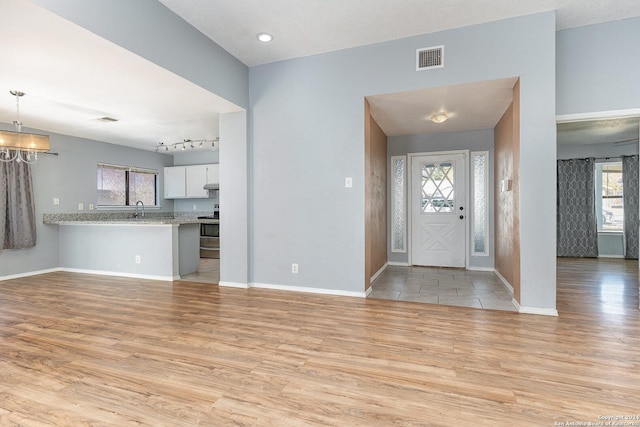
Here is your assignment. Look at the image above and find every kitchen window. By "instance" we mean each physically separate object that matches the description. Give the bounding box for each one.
[97,163,158,207]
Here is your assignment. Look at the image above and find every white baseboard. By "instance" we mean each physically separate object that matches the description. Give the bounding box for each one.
[512,299,559,317]
[494,269,515,295]
[598,254,625,259]
[218,281,249,289]
[0,267,62,282]
[387,261,410,266]
[365,286,373,296]
[467,266,495,272]
[370,262,388,283]
[59,268,177,282]
[250,282,367,298]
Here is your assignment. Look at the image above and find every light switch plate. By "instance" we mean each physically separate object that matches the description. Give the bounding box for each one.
[78,203,84,211]
[345,177,353,188]
[53,198,60,206]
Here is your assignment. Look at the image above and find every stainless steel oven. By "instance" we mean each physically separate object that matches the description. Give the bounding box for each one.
[200,223,219,238]
[198,214,219,259]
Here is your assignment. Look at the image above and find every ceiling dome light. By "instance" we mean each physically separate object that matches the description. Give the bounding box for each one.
[430,112,449,124]
[257,33,273,43]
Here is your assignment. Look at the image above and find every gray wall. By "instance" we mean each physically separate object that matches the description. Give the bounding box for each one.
[220,111,249,286]
[249,12,557,308]
[557,17,640,115]
[0,123,174,277]
[33,0,249,109]
[388,129,495,269]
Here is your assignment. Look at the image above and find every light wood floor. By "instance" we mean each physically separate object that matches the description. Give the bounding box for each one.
[0,258,638,425]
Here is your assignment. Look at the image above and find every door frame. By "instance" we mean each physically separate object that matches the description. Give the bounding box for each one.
[407,149,470,269]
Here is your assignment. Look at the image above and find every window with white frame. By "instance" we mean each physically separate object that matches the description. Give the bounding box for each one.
[595,161,624,232]
[472,151,489,256]
[391,155,406,252]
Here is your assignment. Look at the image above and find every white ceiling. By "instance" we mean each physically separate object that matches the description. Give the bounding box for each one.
[367,78,518,136]
[0,0,241,153]
[557,117,640,146]
[159,0,640,67]
[1,0,639,152]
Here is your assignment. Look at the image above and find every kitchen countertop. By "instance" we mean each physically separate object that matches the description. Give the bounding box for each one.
[43,212,219,225]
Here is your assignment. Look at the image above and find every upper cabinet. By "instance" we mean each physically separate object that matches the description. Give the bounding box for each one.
[164,164,219,199]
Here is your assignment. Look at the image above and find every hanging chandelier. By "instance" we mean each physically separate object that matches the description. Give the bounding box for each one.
[0,90,50,164]
[155,137,219,152]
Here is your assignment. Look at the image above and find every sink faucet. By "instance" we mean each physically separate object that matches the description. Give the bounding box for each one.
[134,200,145,218]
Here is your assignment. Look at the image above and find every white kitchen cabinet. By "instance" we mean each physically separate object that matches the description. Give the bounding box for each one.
[164,166,187,198]
[164,164,219,199]
[185,165,208,198]
[205,164,219,185]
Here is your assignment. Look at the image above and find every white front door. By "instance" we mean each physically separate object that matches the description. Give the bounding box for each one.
[410,153,466,268]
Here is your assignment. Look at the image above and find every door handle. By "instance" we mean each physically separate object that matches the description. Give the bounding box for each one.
[459,215,464,220]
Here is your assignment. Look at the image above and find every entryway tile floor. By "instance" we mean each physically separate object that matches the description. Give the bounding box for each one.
[369,265,516,312]
[180,258,220,284]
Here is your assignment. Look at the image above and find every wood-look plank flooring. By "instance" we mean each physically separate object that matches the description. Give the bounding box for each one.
[0,258,638,425]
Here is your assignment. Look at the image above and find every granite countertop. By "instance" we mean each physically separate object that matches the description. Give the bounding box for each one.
[43,212,219,225]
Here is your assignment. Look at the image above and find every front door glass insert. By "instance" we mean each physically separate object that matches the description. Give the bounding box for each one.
[421,162,455,213]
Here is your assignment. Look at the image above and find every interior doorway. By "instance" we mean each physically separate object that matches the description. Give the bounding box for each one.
[556,113,640,310]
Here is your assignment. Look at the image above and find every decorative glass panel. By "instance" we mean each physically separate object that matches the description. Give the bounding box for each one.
[391,156,406,253]
[421,162,454,213]
[472,152,489,256]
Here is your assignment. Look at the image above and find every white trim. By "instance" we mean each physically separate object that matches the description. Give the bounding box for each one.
[467,266,495,272]
[218,281,249,289]
[0,267,62,282]
[494,269,515,295]
[59,268,178,281]
[250,282,367,298]
[388,261,410,266]
[365,286,373,296]
[512,299,559,317]
[556,108,640,123]
[370,262,388,283]
[598,254,626,259]
[390,155,407,253]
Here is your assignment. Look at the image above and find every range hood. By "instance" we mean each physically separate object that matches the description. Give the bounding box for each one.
[203,183,219,190]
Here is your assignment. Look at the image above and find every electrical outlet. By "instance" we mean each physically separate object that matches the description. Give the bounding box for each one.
[291,263,298,274]
[78,203,84,211]
[53,198,60,206]
[135,255,141,264]
[89,203,94,211]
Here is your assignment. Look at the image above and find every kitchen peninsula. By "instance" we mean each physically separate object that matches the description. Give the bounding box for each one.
[43,213,219,281]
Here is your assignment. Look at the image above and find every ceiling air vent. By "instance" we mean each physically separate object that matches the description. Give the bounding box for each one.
[98,116,118,122]
[416,45,444,71]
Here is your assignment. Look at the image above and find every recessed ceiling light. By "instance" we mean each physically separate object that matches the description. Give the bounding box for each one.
[257,33,273,43]
[430,112,449,124]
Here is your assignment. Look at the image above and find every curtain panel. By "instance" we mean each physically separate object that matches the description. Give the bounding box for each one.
[557,158,598,257]
[622,155,639,259]
[0,154,37,249]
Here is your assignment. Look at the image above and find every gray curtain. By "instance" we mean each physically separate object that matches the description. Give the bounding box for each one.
[0,153,37,249]
[557,158,598,257]
[622,155,639,259]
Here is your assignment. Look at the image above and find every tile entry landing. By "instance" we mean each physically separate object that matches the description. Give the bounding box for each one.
[369,265,516,312]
